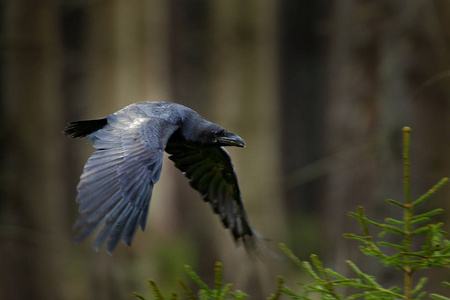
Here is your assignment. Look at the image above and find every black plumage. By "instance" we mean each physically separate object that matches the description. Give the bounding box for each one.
[64,101,262,254]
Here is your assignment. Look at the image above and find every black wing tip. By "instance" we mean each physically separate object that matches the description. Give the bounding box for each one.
[63,118,108,138]
[230,224,285,261]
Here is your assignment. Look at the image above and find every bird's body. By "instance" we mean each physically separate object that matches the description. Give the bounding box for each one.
[64,101,259,254]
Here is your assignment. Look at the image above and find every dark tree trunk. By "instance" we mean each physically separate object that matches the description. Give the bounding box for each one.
[1,1,67,299]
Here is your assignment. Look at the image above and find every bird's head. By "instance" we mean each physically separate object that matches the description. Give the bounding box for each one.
[179,112,246,147]
[198,124,246,147]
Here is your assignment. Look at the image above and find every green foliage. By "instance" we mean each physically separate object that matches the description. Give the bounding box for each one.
[277,127,450,299]
[133,262,250,300]
[134,127,450,299]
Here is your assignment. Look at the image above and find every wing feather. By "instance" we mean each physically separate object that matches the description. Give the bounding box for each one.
[166,143,259,251]
[73,113,178,253]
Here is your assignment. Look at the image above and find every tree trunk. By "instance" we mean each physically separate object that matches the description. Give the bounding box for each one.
[1,1,66,299]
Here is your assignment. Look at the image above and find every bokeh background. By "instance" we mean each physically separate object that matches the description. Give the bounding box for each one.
[2,0,450,299]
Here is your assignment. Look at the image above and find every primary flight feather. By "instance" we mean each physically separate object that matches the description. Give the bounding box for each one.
[64,101,261,254]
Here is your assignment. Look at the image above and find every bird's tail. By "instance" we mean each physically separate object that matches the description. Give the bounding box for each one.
[63,118,108,138]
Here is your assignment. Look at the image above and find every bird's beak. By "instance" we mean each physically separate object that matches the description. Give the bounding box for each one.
[218,132,246,147]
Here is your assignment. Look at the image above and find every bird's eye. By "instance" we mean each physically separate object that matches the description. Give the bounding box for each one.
[214,129,224,136]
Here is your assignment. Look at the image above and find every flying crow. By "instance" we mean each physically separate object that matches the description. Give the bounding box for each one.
[64,101,263,254]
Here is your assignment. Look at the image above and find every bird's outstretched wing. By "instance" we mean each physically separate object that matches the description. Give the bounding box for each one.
[165,142,261,250]
[67,114,178,253]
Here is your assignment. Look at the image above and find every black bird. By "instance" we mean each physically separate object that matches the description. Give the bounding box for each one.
[64,101,263,254]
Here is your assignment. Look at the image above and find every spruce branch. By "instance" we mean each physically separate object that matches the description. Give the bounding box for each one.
[184,265,211,297]
[402,127,413,299]
[279,127,449,299]
[430,295,450,300]
[267,276,284,300]
[132,292,147,300]
[149,280,165,300]
[214,262,223,298]
[177,278,197,300]
[412,178,449,207]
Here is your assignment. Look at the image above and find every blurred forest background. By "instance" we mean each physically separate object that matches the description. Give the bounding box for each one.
[1,0,450,299]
